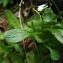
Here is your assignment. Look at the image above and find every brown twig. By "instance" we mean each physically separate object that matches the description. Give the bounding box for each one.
[19,0,24,29]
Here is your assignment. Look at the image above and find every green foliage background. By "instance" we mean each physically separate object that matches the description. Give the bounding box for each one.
[0,0,63,63]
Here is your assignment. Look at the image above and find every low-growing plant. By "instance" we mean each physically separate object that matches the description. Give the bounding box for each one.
[0,7,63,63]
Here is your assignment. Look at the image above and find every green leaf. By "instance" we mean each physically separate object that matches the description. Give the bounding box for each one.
[27,14,42,27]
[50,49,60,61]
[53,23,62,28]
[43,8,53,14]
[42,8,57,27]
[0,41,10,58]
[3,0,9,7]
[44,44,60,60]
[0,0,3,4]
[27,51,36,63]
[34,35,42,43]
[43,14,56,23]
[14,44,25,57]
[27,13,43,32]
[4,29,30,43]
[5,10,20,29]
[0,31,4,40]
[0,40,5,48]
[0,41,4,54]
[24,24,33,32]
[49,29,63,44]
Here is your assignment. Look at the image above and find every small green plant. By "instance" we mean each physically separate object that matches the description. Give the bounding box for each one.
[0,7,63,63]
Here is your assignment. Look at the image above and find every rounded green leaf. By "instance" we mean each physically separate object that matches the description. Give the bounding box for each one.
[4,29,30,43]
[42,8,57,27]
[44,44,60,60]
[50,49,60,60]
